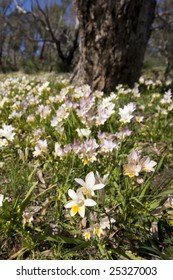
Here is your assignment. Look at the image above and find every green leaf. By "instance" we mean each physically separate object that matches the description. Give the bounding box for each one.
[139,177,154,201]
[46,235,83,245]
[125,251,145,260]
[155,154,166,173]
[28,167,37,181]
[114,181,124,203]
[65,241,91,253]
[20,181,38,211]
[156,188,173,198]
[150,198,166,210]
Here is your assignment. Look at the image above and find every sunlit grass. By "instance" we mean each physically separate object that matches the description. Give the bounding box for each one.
[0,73,173,260]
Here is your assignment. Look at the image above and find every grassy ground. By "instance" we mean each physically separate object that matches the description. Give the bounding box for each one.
[0,73,173,260]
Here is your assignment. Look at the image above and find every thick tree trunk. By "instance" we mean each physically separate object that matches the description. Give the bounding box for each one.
[73,0,156,93]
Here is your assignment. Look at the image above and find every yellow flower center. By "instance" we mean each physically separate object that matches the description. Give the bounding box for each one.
[83,232,91,240]
[82,189,92,197]
[128,173,135,177]
[94,228,102,237]
[71,206,80,215]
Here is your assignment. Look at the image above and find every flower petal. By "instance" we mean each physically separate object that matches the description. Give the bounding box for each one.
[78,205,85,217]
[68,189,77,200]
[85,172,95,187]
[93,183,105,190]
[85,199,97,206]
[0,194,4,207]
[75,178,86,188]
[64,200,77,208]
[76,191,85,200]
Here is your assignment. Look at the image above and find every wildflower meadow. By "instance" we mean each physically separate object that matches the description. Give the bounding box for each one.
[0,73,173,260]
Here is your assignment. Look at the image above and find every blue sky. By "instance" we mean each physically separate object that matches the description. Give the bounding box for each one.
[22,0,62,10]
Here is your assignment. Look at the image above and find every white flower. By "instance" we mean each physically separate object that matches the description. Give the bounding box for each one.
[76,128,91,138]
[27,114,35,122]
[95,98,115,125]
[82,229,92,240]
[139,76,145,84]
[168,102,173,111]
[123,149,142,177]
[92,224,104,238]
[51,116,59,127]
[22,211,34,224]
[99,216,116,230]
[0,162,5,168]
[124,149,157,177]
[55,142,64,158]
[135,116,144,123]
[116,128,132,140]
[139,156,157,173]
[99,139,118,153]
[33,146,42,157]
[37,105,51,119]
[0,138,8,147]
[96,171,109,185]
[118,103,136,123]
[160,89,172,104]
[37,139,47,152]
[0,124,15,141]
[75,171,105,197]
[33,139,47,157]
[123,163,142,177]
[127,149,141,164]
[8,110,22,119]
[126,102,136,114]
[0,194,4,207]
[64,189,96,218]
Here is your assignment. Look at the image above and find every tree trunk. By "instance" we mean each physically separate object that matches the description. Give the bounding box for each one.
[73,0,156,93]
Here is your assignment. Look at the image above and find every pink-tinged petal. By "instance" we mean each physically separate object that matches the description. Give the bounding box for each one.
[75,178,86,188]
[64,200,77,208]
[150,160,157,167]
[93,183,105,191]
[76,187,86,194]
[78,205,85,217]
[68,189,77,200]
[85,172,95,187]
[85,199,97,206]
[128,150,139,163]
[76,191,85,200]
[139,156,149,165]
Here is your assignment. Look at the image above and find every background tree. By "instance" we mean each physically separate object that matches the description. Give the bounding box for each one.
[0,0,13,70]
[145,0,173,80]
[73,0,156,93]
[0,0,78,73]
[1,0,173,81]
[26,0,78,71]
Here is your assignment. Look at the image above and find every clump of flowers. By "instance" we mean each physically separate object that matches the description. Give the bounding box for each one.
[33,139,48,157]
[118,102,136,123]
[64,172,106,217]
[160,89,172,104]
[123,149,157,178]
[76,128,91,138]
[0,124,16,141]
[82,216,115,240]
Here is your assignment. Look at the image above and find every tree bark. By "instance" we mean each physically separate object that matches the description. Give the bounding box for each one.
[73,0,156,93]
